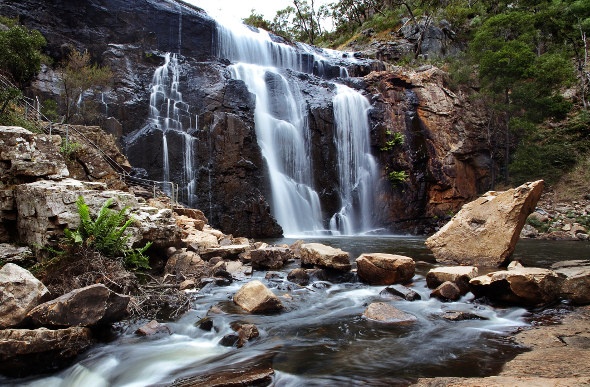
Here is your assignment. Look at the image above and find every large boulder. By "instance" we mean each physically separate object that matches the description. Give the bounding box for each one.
[233,280,283,313]
[425,180,544,266]
[299,243,351,271]
[250,247,294,270]
[363,302,417,324]
[355,253,415,285]
[552,260,590,305]
[0,327,94,377]
[0,263,49,328]
[426,266,478,294]
[469,267,561,305]
[26,284,130,327]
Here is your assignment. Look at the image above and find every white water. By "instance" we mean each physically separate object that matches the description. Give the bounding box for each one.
[329,84,379,235]
[215,18,378,236]
[147,52,196,203]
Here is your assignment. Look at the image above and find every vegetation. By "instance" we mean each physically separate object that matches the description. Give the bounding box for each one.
[63,196,151,270]
[59,49,112,123]
[59,137,82,160]
[388,169,408,185]
[0,17,47,86]
[380,131,405,151]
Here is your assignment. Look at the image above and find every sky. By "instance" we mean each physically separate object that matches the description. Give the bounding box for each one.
[185,0,331,24]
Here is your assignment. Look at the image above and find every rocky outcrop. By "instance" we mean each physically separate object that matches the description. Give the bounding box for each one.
[0,263,49,328]
[552,260,590,305]
[469,267,561,306]
[356,253,415,285]
[26,284,130,327]
[425,180,544,266]
[0,327,94,377]
[233,280,284,313]
[363,302,417,324]
[299,243,351,271]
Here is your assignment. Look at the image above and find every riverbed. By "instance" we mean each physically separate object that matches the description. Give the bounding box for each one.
[5,237,590,386]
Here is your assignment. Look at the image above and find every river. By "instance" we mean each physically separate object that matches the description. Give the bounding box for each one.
[6,237,588,386]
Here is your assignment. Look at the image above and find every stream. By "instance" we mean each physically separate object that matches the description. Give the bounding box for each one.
[5,237,589,386]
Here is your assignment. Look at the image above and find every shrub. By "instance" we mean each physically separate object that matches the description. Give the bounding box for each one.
[381,132,405,151]
[59,138,82,159]
[64,196,151,270]
[388,170,408,185]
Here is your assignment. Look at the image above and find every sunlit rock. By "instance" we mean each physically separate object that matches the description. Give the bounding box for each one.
[250,247,293,270]
[425,180,544,266]
[552,260,590,305]
[363,302,417,324]
[356,253,415,285]
[426,266,478,294]
[299,243,351,271]
[233,280,283,314]
[430,281,462,301]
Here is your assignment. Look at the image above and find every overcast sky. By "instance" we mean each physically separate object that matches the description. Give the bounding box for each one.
[185,0,332,25]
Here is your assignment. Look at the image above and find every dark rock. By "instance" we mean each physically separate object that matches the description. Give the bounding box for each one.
[441,311,488,321]
[287,268,311,286]
[380,284,421,301]
[196,317,214,331]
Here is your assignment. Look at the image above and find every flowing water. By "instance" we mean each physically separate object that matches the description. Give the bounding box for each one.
[7,237,588,386]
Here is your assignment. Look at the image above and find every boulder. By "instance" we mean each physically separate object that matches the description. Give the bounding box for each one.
[130,207,182,249]
[233,280,284,313]
[362,302,417,324]
[299,243,351,271]
[430,281,462,301]
[469,267,561,305]
[27,283,130,327]
[250,247,294,270]
[356,253,415,285]
[220,322,260,348]
[425,180,544,266]
[552,260,590,305]
[0,263,50,328]
[426,266,478,294]
[200,244,251,261]
[380,284,421,301]
[0,244,33,265]
[0,327,94,377]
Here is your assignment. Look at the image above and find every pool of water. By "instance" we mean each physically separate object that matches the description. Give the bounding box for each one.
[5,237,588,386]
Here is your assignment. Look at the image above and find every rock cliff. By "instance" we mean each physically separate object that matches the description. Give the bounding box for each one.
[2,0,492,236]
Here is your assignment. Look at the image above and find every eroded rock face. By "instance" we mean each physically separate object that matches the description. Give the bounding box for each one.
[300,243,351,271]
[356,253,415,285]
[27,284,130,327]
[0,327,94,377]
[233,280,283,313]
[469,267,561,306]
[0,263,49,329]
[425,180,544,266]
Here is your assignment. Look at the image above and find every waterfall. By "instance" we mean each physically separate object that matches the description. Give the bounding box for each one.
[214,20,380,236]
[330,84,379,235]
[147,52,195,202]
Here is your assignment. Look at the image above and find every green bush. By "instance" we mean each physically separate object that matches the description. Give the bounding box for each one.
[388,170,408,186]
[381,132,405,151]
[64,196,150,270]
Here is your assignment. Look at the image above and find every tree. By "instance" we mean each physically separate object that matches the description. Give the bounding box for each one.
[243,10,272,31]
[0,20,46,86]
[59,49,112,123]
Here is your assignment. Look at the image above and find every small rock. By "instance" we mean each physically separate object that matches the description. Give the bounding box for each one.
[287,268,310,286]
[233,280,284,313]
[179,279,195,290]
[250,247,293,270]
[426,266,478,294]
[136,320,172,336]
[196,317,214,331]
[363,302,417,324]
[430,281,462,301]
[441,311,488,321]
[380,284,421,301]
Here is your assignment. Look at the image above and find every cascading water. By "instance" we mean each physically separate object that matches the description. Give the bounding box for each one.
[147,52,196,204]
[215,18,378,236]
[329,84,379,235]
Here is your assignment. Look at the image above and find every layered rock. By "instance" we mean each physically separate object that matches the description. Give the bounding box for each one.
[355,253,415,285]
[425,180,544,266]
[552,260,590,305]
[0,263,49,328]
[426,266,478,294]
[469,267,561,306]
[250,247,293,270]
[0,327,94,377]
[299,243,351,271]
